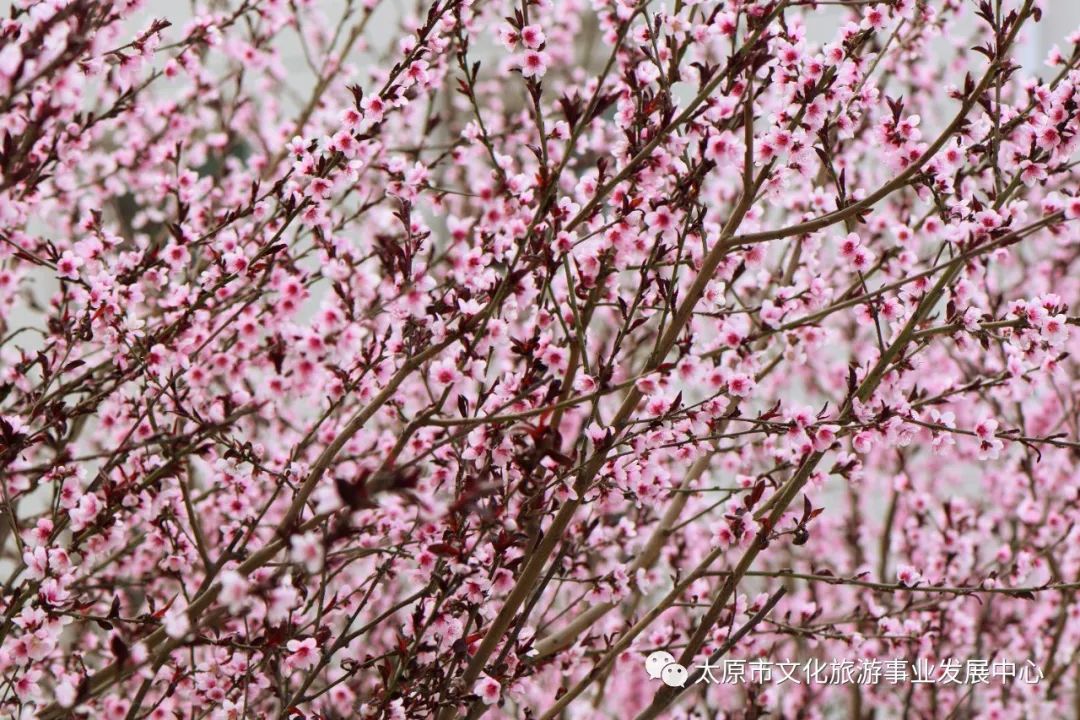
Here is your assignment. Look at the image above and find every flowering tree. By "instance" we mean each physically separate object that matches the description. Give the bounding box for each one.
[1,0,1080,717]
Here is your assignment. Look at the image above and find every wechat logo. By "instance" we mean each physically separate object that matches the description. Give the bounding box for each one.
[645,650,688,687]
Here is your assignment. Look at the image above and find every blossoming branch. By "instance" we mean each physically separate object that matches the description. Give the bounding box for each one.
[1,0,1079,718]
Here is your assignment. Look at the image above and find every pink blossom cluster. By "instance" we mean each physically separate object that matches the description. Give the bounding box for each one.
[1,0,1080,718]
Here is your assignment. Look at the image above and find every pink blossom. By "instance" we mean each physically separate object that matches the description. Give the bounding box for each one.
[520,24,545,49]
[1065,196,1080,219]
[852,431,874,454]
[56,251,84,279]
[475,676,501,705]
[164,606,190,640]
[55,679,78,708]
[726,373,754,397]
[896,565,921,587]
[289,531,324,574]
[635,373,662,396]
[520,50,549,79]
[286,638,319,671]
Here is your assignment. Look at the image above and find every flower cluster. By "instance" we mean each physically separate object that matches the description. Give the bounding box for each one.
[1,0,1080,718]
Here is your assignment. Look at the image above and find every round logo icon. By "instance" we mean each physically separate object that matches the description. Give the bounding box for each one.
[661,662,689,687]
[645,650,688,687]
